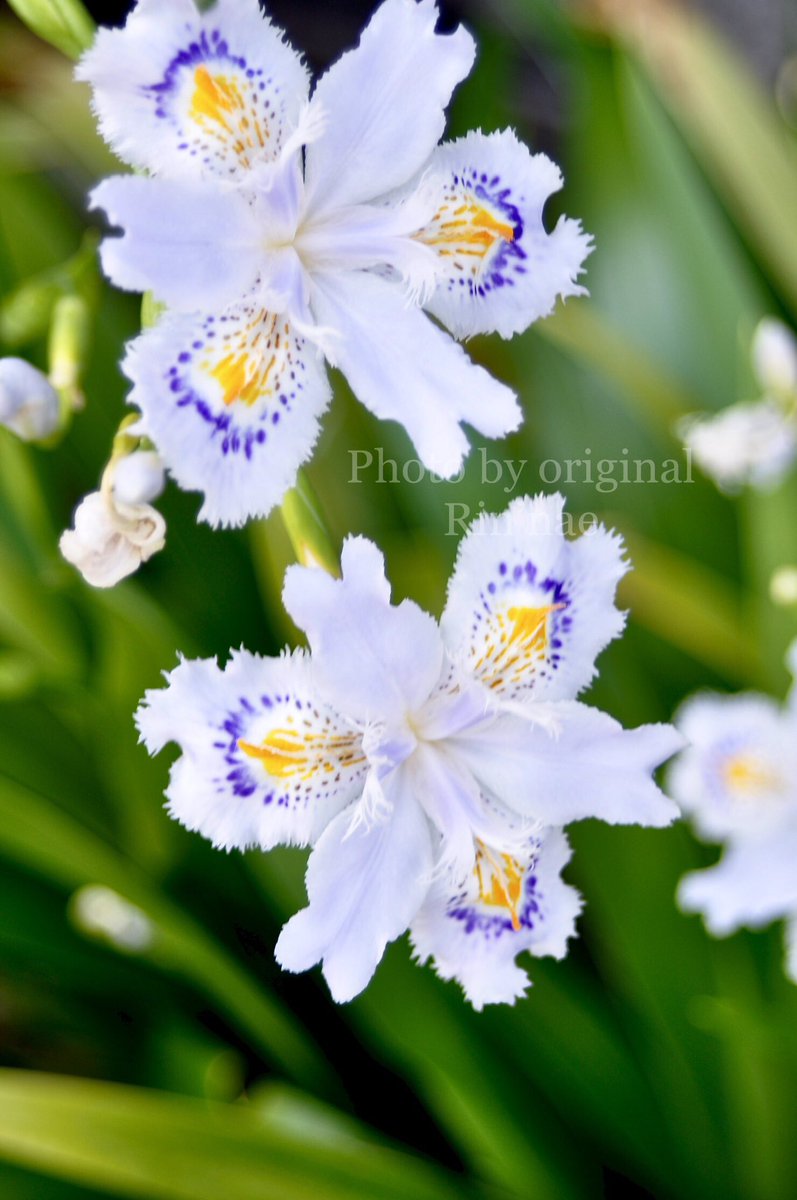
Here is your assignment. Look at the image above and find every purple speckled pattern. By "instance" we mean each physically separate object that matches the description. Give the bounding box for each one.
[448,859,543,940]
[165,308,308,460]
[468,557,573,690]
[144,27,286,174]
[212,691,286,805]
[447,169,527,297]
[210,687,366,809]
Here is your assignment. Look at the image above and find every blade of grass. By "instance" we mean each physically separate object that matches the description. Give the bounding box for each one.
[618,527,771,687]
[0,1070,490,1200]
[594,0,797,319]
[0,772,334,1093]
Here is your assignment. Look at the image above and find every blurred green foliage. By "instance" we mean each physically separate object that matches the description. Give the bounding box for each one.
[1,1,797,1197]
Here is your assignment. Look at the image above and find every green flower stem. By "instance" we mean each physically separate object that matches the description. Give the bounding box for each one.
[0,231,100,349]
[7,0,95,60]
[48,293,90,421]
[280,470,340,575]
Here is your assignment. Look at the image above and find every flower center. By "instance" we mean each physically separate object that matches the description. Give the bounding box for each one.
[239,725,364,781]
[190,65,269,165]
[722,753,783,797]
[417,198,515,265]
[475,841,524,931]
[476,602,566,691]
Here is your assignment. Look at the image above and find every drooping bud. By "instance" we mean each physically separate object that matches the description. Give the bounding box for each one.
[0,357,61,441]
[60,490,165,588]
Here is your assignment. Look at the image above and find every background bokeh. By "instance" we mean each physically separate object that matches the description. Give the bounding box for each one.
[1,0,797,1197]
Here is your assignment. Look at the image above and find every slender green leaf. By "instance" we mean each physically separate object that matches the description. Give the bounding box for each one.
[6,0,94,60]
[0,772,333,1092]
[619,528,771,686]
[598,0,797,317]
[0,1071,482,1200]
[536,301,698,434]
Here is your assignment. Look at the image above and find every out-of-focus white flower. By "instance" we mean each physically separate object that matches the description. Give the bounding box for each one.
[60,488,165,588]
[752,317,797,398]
[670,646,797,982]
[681,399,797,492]
[0,357,61,441]
[680,317,797,493]
[79,0,592,527]
[137,494,681,1007]
[112,449,166,505]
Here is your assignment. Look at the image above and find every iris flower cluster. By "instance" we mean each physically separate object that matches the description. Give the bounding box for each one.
[78,0,591,526]
[35,0,688,1004]
[671,646,797,982]
[139,494,682,1006]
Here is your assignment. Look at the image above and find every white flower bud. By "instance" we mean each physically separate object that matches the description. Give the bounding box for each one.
[771,567,797,608]
[70,885,153,952]
[112,450,166,506]
[0,357,60,441]
[752,318,797,397]
[60,490,165,588]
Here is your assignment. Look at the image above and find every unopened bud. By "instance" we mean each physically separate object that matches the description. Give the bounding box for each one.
[770,566,797,608]
[112,450,165,506]
[752,318,797,398]
[60,490,165,588]
[69,885,153,952]
[48,294,90,402]
[0,357,61,441]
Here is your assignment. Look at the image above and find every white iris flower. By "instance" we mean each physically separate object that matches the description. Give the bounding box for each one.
[671,645,797,982]
[680,318,797,493]
[137,495,681,1006]
[79,0,592,526]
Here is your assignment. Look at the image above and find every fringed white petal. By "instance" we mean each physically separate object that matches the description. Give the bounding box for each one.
[416,129,592,339]
[124,304,331,528]
[411,829,581,1009]
[310,269,521,478]
[452,702,682,828]
[91,175,262,311]
[679,822,797,935]
[441,492,627,703]
[282,536,444,725]
[303,0,475,216]
[275,766,435,1001]
[136,650,365,852]
[77,0,309,180]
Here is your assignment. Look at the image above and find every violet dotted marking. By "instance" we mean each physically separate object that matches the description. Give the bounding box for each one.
[419,168,527,297]
[212,691,366,809]
[449,855,545,940]
[469,558,573,694]
[166,309,308,461]
[146,28,285,175]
